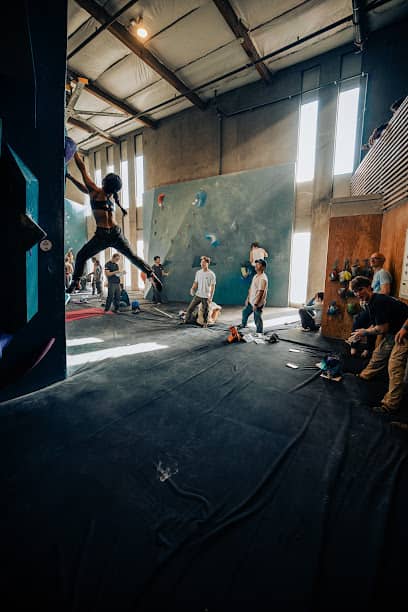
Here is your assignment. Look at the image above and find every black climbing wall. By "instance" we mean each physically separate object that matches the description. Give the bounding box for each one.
[0,0,67,401]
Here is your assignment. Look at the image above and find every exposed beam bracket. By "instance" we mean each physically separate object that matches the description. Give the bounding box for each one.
[67,116,120,145]
[74,0,207,110]
[67,69,157,129]
[212,0,272,83]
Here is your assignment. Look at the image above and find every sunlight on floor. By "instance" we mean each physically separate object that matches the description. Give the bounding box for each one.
[67,342,169,367]
[66,337,104,347]
[249,313,300,329]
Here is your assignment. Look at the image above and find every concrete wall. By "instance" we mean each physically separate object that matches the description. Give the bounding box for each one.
[141,18,408,302]
[361,19,408,151]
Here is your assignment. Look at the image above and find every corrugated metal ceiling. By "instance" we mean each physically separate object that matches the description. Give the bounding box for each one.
[66,0,408,150]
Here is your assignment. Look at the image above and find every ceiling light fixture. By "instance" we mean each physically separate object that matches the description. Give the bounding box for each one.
[130,16,148,39]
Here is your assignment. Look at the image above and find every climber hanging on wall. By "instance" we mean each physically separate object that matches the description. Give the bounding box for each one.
[65,148,162,294]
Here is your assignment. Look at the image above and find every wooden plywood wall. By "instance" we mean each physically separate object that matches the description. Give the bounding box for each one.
[380,199,408,304]
[322,214,383,339]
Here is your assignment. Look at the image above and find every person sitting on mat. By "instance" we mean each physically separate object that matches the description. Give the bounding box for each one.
[349,276,408,415]
[66,151,162,295]
[299,292,324,331]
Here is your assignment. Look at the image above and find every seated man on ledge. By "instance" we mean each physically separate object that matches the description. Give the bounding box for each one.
[349,276,408,415]
[299,292,324,331]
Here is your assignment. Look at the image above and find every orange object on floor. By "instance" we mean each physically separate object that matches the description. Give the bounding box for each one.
[65,308,110,322]
[227,326,243,343]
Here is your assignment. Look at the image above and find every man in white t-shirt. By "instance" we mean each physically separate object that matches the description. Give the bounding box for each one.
[239,259,268,333]
[184,256,216,328]
[249,242,268,269]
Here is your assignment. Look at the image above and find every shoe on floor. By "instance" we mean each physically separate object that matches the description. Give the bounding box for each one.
[237,324,248,330]
[372,404,399,414]
[301,327,311,332]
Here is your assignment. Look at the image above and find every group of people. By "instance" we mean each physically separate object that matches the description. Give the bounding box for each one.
[65,250,103,298]
[297,252,408,421]
[178,254,268,332]
[65,145,408,423]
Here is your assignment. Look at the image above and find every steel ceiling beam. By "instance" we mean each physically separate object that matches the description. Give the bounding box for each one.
[212,0,272,83]
[68,0,139,60]
[74,0,207,110]
[67,116,120,145]
[67,69,157,129]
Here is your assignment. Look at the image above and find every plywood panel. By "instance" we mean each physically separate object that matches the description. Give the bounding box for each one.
[322,214,383,339]
[380,199,408,305]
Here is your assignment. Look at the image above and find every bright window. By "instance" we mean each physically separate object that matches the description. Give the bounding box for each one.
[135,156,144,208]
[289,232,311,305]
[136,239,144,289]
[94,168,102,187]
[107,146,114,174]
[94,151,102,186]
[296,101,318,182]
[120,141,129,209]
[124,257,131,289]
[333,87,360,175]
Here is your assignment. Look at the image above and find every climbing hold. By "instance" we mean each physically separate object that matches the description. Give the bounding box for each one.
[192,189,207,208]
[205,233,220,247]
[64,136,77,164]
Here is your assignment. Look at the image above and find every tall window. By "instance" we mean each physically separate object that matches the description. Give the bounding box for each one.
[136,239,144,289]
[296,100,318,182]
[333,86,360,175]
[135,134,144,208]
[120,141,129,209]
[289,232,311,305]
[123,257,131,289]
[94,151,102,187]
[106,146,114,174]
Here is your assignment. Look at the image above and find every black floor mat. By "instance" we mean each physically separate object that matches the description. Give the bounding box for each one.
[0,308,408,611]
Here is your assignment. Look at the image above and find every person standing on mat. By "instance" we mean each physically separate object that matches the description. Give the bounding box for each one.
[91,256,103,297]
[184,256,216,328]
[104,253,125,314]
[239,259,268,334]
[66,151,162,295]
[152,256,168,304]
